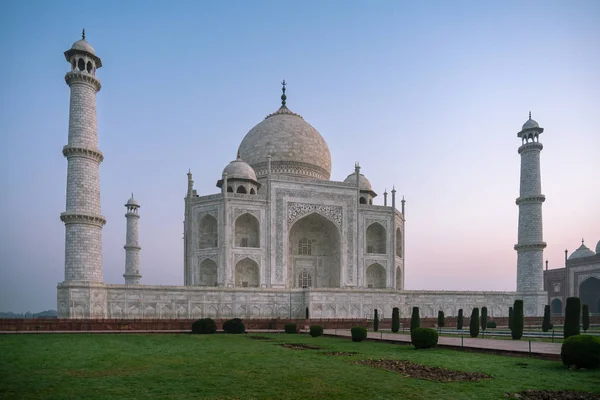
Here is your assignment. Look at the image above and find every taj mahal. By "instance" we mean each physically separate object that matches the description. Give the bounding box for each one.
[57,33,600,319]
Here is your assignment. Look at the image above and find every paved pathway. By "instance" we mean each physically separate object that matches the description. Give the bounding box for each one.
[323,329,561,358]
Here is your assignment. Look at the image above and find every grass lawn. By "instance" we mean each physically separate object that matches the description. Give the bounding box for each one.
[1,333,598,400]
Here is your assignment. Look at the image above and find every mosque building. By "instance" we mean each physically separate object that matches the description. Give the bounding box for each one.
[57,33,597,319]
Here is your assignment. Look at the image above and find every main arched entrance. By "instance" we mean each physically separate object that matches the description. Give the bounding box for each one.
[580,277,600,313]
[288,213,340,288]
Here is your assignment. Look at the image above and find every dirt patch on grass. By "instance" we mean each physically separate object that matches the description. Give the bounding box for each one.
[508,390,600,400]
[353,359,491,382]
[247,335,272,340]
[322,351,359,356]
[280,343,323,350]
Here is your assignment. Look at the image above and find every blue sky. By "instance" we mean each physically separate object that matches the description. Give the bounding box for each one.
[0,0,598,312]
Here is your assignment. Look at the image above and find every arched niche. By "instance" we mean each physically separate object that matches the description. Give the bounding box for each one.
[359,197,367,204]
[236,185,247,194]
[550,298,562,315]
[366,223,386,254]
[366,263,386,288]
[395,266,402,289]
[580,277,600,313]
[235,213,259,248]
[235,258,259,287]
[396,228,402,257]
[288,212,340,288]
[198,258,217,287]
[198,214,218,249]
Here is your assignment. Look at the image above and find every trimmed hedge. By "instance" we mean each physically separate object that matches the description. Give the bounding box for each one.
[284,323,297,334]
[191,318,217,334]
[391,307,400,333]
[469,308,479,338]
[561,335,600,369]
[564,297,581,340]
[437,310,445,328]
[582,304,590,333]
[411,328,439,349]
[223,318,245,334]
[457,309,463,330]
[410,307,420,332]
[309,325,323,337]
[373,309,379,332]
[486,321,497,329]
[542,304,552,332]
[351,326,368,342]
[512,300,524,340]
[480,307,488,331]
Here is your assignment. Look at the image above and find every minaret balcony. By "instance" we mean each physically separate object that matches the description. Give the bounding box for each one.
[62,146,104,162]
[514,242,547,251]
[64,71,101,91]
[518,142,543,154]
[515,195,546,205]
[60,212,106,227]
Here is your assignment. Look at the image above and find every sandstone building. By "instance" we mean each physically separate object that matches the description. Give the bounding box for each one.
[57,33,560,319]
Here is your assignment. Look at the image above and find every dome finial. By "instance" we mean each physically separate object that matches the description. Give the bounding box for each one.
[82,28,86,40]
[528,111,531,120]
[582,238,585,245]
[237,151,241,159]
[281,79,287,107]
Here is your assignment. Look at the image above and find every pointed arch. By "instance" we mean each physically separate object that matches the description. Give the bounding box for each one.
[236,185,247,194]
[395,266,402,289]
[366,263,386,288]
[359,196,367,204]
[396,228,402,257]
[551,298,562,315]
[580,276,600,313]
[366,222,386,254]
[235,257,259,287]
[235,213,259,248]
[199,258,217,286]
[198,214,218,249]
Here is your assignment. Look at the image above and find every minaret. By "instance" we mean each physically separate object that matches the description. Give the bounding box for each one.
[515,112,546,292]
[123,194,142,284]
[60,30,106,282]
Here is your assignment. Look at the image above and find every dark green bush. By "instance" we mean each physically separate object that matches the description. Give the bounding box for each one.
[284,323,297,334]
[373,309,379,332]
[582,304,589,333]
[391,307,400,333]
[508,306,513,331]
[222,318,245,334]
[305,307,309,320]
[191,318,217,334]
[457,309,463,330]
[542,304,552,332]
[561,335,600,369]
[437,310,445,328]
[410,307,420,332]
[486,321,496,329]
[512,300,524,340]
[411,328,439,349]
[309,325,323,337]
[480,307,488,331]
[470,308,480,338]
[564,297,581,340]
[351,326,368,342]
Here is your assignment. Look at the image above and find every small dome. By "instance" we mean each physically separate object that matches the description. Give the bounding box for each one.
[126,194,139,207]
[71,39,96,55]
[223,158,257,182]
[568,241,595,260]
[344,172,373,192]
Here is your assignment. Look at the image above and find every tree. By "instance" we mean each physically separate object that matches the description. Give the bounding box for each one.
[410,307,420,332]
[457,309,463,330]
[437,310,445,329]
[469,308,480,338]
[582,304,590,333]
[542,304,552,332]
[305,307,309,320]
[512,300,524,340]
[508,306,513,331]
[480,307,488,331]
[564,297,581,339]
[392,307,400,333]
[373,309,379,332]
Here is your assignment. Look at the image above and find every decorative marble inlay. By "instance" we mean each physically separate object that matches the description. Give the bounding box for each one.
[233,252,261,266]
[233,208,260,221]
[287,202,342,229]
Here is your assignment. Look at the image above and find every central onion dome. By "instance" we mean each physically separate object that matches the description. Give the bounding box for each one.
[237,82,331,180]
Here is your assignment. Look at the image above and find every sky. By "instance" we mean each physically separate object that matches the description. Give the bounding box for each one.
[0,1,598,313]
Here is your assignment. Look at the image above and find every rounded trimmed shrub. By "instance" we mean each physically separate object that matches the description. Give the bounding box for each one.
[309,325,323,337]
[191,318,217,334]
[480,307,488,331]
[284,323,297,334]
[411,328,438,349]
[391,307,400,333]
[222,318,245,334]
[486,321,497,329]
[410,307,420,332]
[470,308,480,338]
[351,326,368,342]
[457,309,464,330]
[564,297,581,340]
[437,310,445,328]
[512,300,524,340]
[561,335,600,369]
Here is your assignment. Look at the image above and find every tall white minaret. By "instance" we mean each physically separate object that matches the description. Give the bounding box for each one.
[123,194,142,284]
[60,30,106,283]
[515,112,546,293]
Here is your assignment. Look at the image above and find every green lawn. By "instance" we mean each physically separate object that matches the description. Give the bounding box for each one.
[0,333,598,400]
